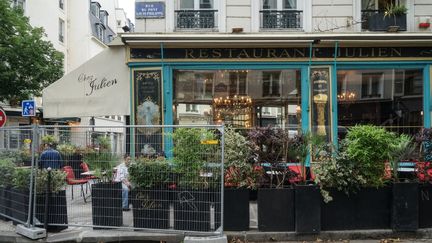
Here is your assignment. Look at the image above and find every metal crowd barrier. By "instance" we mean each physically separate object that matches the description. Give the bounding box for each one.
[0,125,224,236]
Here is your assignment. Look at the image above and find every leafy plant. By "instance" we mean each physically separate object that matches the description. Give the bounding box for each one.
[314,125,397,202]
[247,126,295,188]
[12,167,31,190]
[35,169,67,193]
[384,3,408,26]
[313,140,367,202]
[389,134,416,181]
[83,145,118,183]
[129,157,171,189]
[41,135,58,145]
[0,158,16,187]
[172,128,218,189]
[224,126,262,189]
[344,125,396,187]
[57,143,77,155]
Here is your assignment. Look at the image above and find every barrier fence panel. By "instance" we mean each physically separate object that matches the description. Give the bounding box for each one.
[0,126,35,227]
[23,125,223,235]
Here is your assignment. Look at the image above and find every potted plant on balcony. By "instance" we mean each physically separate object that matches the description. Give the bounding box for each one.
[129,156,171,229]
[368,3,408,31]
[315,125,395,230]
[248,126,296,231]
[223,127,261,231]
[172,127,220,232]
[388,134,418,232]
[384,3,408,32]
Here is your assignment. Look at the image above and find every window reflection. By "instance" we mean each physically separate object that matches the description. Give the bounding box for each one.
[174,69,301,129]
[337,69,423,137]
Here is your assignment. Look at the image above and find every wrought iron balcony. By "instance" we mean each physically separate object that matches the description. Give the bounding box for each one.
[260,10,303,30]
[361,10,407,31]
[175,10,218,30]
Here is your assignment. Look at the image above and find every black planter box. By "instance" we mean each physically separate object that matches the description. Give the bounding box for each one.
[224,188,249,231]
[131,188,170,229]
[258,188,295,231]
[10,188,30,225]
[419,183,432,228]
[173,189,216,232]
[367,13,407,31]
[321,187,391,230]
[392,182,418,231]
[0,187,11,220]
[35,190,68,232]
[91,182,123,227]
[295,184,320,234]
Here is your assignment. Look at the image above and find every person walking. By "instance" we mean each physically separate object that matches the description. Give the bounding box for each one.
[39,142,63,169]
[114,155,131,211]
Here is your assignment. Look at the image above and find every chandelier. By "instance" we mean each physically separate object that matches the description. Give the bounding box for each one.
[212,95,253,127]
[337,91,357,101]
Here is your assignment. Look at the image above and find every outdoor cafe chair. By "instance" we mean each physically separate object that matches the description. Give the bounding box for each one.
[63,166,89,203]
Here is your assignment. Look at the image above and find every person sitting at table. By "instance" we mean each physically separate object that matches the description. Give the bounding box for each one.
[113,154,131,211]
[39,142,63,169]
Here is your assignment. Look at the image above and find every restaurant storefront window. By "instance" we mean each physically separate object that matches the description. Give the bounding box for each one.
[173,69,302,131]
[337,68,423,138]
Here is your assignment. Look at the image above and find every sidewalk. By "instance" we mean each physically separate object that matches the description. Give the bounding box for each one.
[2,218,432,243]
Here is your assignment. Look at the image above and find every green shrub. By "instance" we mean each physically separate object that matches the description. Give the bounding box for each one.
[172,128,219,189]
[36,169,67,193]
[129,157,171,189]
[12,167,31,190]
[345,125,396,187]
[0,158,16,187]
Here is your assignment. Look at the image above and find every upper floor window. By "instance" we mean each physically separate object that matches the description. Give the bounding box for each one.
[95,23,105,42]
[175,0,217,30]
[260,0,302,30]
[58,18,65,43]
[90,2,101,18]
[12,0,25,11]
[100,10,108,26]
[59,0,64,10]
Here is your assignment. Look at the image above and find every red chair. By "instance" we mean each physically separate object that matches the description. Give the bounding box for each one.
[80,162,98,180]
[63,166,89,203]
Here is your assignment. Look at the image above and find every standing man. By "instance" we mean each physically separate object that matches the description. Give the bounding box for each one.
[39,142,63,169]
[114,155,131,211]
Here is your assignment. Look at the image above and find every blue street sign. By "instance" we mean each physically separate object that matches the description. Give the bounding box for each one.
[22,100,36,117]
[135,2,165,19]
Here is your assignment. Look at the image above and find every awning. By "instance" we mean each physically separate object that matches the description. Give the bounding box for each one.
[42,45,130,118]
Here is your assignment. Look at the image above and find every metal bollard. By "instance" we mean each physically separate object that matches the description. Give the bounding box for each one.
[44,167,52,231]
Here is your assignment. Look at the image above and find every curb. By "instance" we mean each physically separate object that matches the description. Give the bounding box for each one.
[1,229,432,243]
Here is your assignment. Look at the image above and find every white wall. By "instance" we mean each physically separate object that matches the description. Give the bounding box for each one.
[312,0,354,32]
[25,0,68,72]
[414,0,432,32]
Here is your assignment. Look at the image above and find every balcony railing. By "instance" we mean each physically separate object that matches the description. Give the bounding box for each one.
[260,10,303,30]
[361,10,407,31]
[175,10,218,30]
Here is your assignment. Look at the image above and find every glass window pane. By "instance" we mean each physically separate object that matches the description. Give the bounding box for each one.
[337,68,423,137]
[200,0,213,9]
[180,0,194,9]
[263,0,277,9]
[283,0,296,9]
[174,69,301,129]
[311,68,332,142]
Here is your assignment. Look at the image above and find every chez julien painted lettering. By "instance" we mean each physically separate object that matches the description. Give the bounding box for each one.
[78,73,118,96]
[183,47,403,59]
